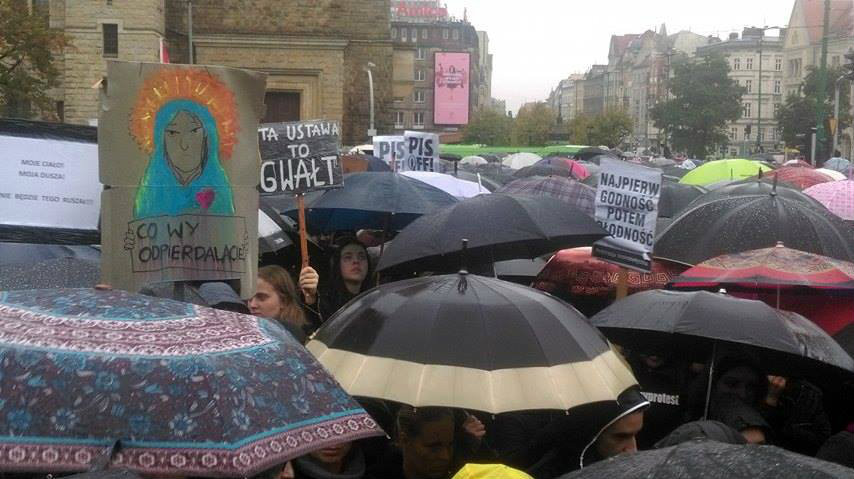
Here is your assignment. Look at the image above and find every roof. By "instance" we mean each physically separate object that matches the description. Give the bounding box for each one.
[610,34,641,58]
[798,0,854,43]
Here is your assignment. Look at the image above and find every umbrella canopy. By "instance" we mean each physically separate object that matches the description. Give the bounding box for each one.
[589,290,854,375]
[823,157,851,174]
[764,167,834,190]
[658,182,706,219]
[835,322,854,358]
[815,168,848,181]
[460,155,488,166]
[575,148,616,163]
[804,180,854,220]
[654,194,854,266]
[503,152,542,169]
[535,158,591,179]
[0,243,100,265]
[0,257,100,290]
[684,179,827,212]
[451,170,502,192]
[0,288,381,477]
[497,176,596,216]
[649,157,676,167]
[679,159,771,186]
[560,439,854,479]
[783,159,814,168]
[376,194,608,274]
[258,204,295,254]
[284,172,458,234]
[400,171,489,199]
[533,247,686,298]
[492,257,549,284]
[660,165,691,179]
[513,164,576,179]
[670,243,854,290]
[307,273,638,413]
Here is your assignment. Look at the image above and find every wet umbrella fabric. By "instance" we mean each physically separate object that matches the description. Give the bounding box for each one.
[654,195,854,266]
[815,168,847,181]
[560,439,854,479]
[401,171,489,199]
[657,182,706,219]
[670,244,854,290]
[0,257,100,290]
[513,164,576,179]
[679,159,771,186]
[284,172,458,234]
[835,322,854,358]
[497,176,596,216]
[684,180,826,212]
[0,243,100,265]
[503,152,542,169]
[0,288,380,477]
[258,203,295,254]
[823,157,851,174]
[575,148,616,163]
[376,194,607,274]
[804,180,854,220]
[765,167,834,190]
[306,273,638,413]
[588,289,854,375]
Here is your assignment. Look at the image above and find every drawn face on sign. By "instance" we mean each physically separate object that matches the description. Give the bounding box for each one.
[164,110,207,185]
[129,69,239,219]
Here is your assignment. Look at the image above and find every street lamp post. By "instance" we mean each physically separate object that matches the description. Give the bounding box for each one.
[363,62,377,139]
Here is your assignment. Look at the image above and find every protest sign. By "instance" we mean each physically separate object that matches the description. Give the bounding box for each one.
[403,131,440,172]
[259,120,343,195]
[373,135,406,170]
[592,157,662,272]
[0,119,100,244]
[99,61,266,297]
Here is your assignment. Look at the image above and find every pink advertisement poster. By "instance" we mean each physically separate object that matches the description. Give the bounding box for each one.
[434,52,470,125]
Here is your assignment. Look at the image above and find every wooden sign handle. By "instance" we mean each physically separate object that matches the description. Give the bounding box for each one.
[297,193,309,269]
[616,267,629,299]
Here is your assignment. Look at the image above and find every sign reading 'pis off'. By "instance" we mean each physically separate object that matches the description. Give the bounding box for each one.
[592,157,662,272]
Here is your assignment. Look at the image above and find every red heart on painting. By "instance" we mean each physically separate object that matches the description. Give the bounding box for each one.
[195,188,215,210]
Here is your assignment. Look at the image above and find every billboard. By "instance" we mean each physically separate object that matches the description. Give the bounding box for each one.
[434,52,470,125]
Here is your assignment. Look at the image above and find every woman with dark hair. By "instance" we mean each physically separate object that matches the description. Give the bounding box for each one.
[369,406,456,479]
[318,238,373,322]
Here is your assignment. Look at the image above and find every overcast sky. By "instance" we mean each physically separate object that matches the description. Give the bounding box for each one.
[446,0,793,113]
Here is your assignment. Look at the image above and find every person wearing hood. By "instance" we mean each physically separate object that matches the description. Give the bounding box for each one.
[526,387,650,479]
[292,441,367,479]
[654,420,747,448]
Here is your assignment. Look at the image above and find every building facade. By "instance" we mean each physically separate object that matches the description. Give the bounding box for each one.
[696,28,785,156]
[547,74,584,124]
[41,0,395,145]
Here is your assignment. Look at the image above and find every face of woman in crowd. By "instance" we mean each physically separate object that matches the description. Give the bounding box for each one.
[716,366,761,403]
[340,244,369,284]
[401,416,455,479]
[248,278,283,318]
[309,441,352,470]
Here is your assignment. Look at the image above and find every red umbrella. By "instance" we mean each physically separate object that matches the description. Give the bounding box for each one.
[783,159,814,168]
[534,247,686,297]
[765,166,834,190]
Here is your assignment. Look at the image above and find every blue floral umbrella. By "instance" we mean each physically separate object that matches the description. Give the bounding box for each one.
[0,289,381,477]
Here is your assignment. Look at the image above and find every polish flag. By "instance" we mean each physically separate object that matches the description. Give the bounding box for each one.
[159,37,170,63]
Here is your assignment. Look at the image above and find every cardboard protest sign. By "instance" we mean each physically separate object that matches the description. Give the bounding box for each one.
[259,120,343,195]
[373,135,406,170]
[99,61,267,297]
[403,131,440,172]
[0,120,100,244]
[592,157,662,272]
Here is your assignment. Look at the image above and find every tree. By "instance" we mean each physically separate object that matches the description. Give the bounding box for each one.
[651,54,745,158]
[567,114,594,145]
[776,66,851,159]
[590,109,633,148]
[511,102,555,146]
[0,0,69,118]
[463,107,513,145]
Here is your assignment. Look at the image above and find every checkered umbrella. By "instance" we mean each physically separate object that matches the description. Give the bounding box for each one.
[497,176,596,216]
[804,180,854,220]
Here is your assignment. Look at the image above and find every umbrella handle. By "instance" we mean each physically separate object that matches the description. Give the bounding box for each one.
[702,341,717,420]
[91,440,121,471]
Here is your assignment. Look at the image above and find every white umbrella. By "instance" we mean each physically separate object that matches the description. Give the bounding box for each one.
[502,152,542,169]
[401,171,490,199]
[815,168,848,181]
[460,155,488,166]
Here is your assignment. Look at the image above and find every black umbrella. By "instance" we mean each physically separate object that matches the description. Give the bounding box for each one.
[658,182,707,219]
[834,322,854,358]
[514,164,576,179]
[0,257,101,290]
[589,290,854,399]
[0,242,100,265]
[307,272,638,414]
[660,165,691,179]
[654,194,854,266]
[284,172,458,234]
[451,170,502,192]
[560,439,854,479]
[684,179,826,212]
[575,148,617,163]
[258,201,295,254]
[376,194,607,274]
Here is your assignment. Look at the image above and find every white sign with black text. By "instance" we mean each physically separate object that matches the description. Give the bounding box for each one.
[373,135,406,170]
[592,157,662,272]
[403,131,439,172]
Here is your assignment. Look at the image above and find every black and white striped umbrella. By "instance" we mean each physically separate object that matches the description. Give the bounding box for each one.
[306,272,637,414]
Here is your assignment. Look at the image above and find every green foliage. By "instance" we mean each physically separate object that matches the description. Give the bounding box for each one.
[463,108,513,145]
[0,0,69,118]
[567,114,594,145]
[567,109,633,148]
[511,102,555,146]
[651,54,745,158]
[776,66,851,158]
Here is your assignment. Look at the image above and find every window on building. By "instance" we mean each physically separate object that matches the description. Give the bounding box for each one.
[395,111,405,128]
[743,103,751,118]
[414,111,425,126]
[263,92,301,122]
[833,55,840,67]
[102,23,118,58]
[422,28,428,39]
[414,90,425,103]
[442,28,449,40]
[416,48,425,60]
[774,80,781,94]
[391,27,397,39]
[789,58,802,76]
[774,103,781,115]
[401,28,408,42]
[415,69,425,81]
[730,127,738,140]
[411,30,417,43]
[452,29,460,40]
[775,58,782,71]
[744,127,751,140]
[733,58,741,70]
[746,57,753,70]
[745,79,752,93]
[56,101,64,122]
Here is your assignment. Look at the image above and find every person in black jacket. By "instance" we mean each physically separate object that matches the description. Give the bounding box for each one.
[292,441,367,479]
[317,238,373,322]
